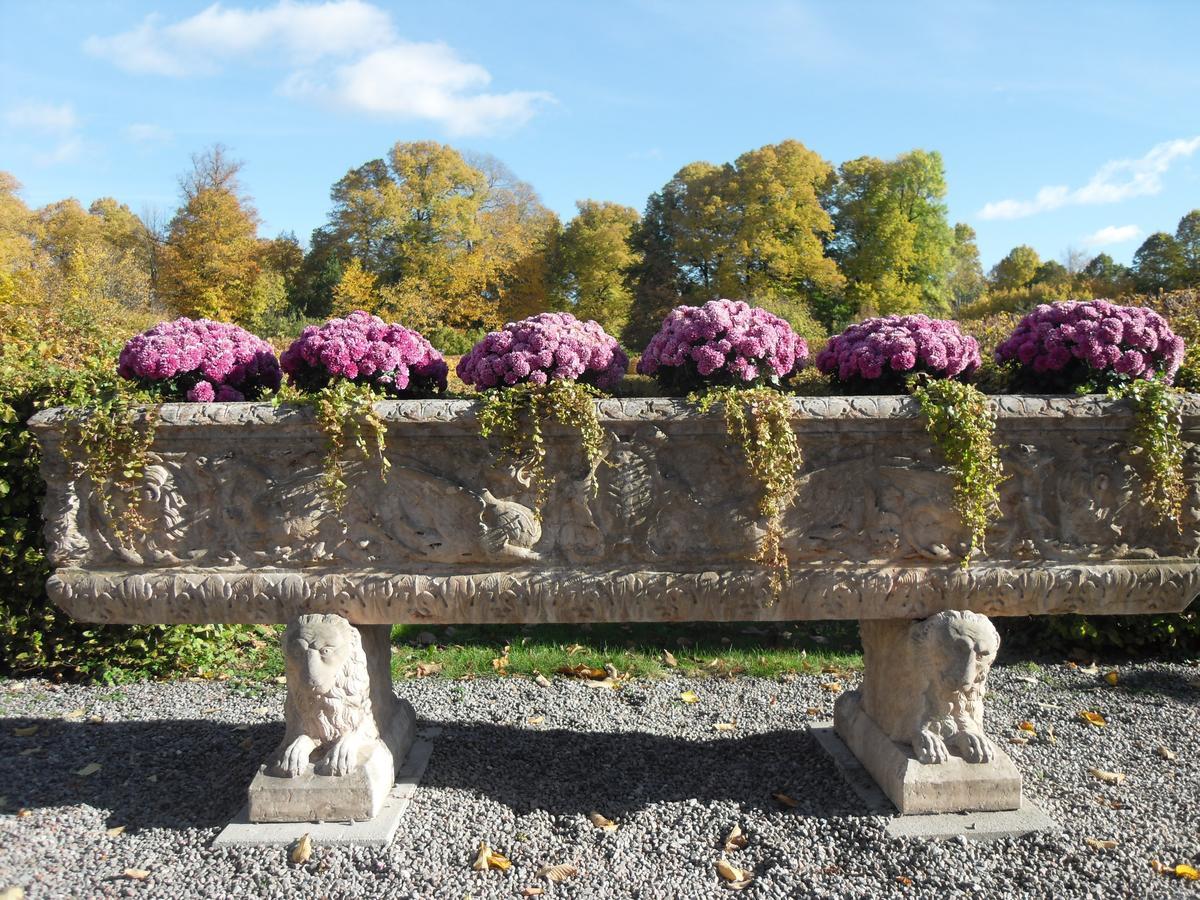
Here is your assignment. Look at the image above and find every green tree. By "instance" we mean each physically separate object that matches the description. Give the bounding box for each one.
[1082,253,1130,297]
[988,245,1041,291]
[947,223,987,309]
[1132,232,1185,293]
[824,149,954,318]
[159,146,262,323]
[1176,209,1200,285]
[553,200,640,334]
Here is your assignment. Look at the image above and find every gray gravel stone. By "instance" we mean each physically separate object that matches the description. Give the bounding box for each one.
[0,662,1198,899]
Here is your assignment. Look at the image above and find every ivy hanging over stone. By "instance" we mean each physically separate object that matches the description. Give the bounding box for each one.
[477,380,606,518]
[305,380,391,513]
[908,374,1005,564]
[691,385,803,599]
[1109,377,1186,528]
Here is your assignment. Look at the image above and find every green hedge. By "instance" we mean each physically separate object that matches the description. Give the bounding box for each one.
[0,353,270,683]
[998,599,1199,659]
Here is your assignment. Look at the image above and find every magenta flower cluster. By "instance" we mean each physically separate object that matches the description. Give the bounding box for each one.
[280,311,448,396]
[996,300,1184,387]
[118,318,281,402]
[636,299,808,390]
[816,315,981,389]
[456,312,628,391]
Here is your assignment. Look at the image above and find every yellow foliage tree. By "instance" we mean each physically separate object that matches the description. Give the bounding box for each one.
[331,257,380,316]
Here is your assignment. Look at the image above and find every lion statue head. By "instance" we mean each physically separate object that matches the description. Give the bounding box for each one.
[282,614,376,747]
[912,609,999,705]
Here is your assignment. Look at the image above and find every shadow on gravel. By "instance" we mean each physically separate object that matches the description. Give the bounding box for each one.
[415,720,869,820]
[0,718,284,830]
[0,718,872,827]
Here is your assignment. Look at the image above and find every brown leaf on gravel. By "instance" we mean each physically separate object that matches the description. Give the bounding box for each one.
[662,650,678,667]
[822,682,842,693]
[805,707,821,716]
[1104,670,1119,686]
[471,842,511,872]
[74,763,101,777]
[1174,864,1200,881]
[1079,711,1107,728]
[1018,721,1036,733]
[1089,768,1126,785]
[773,792,799,808]
[534,672,552,689]
[0,886,25,900]
[106,825,126,837]
[1156,745,1177,762]
[62,708,85,720]
[1085,838,1118,851]
[588,811,618,832]
[12,725,38,737]
[679,690,700,704]
[289,833,312,865]
[527,716,545,725]
[723,824,749,852]
[122,869,150,881]
[520,888,545,897]
[716,858,753,889]
[537,864,579,883]
[1009,736,1030,746]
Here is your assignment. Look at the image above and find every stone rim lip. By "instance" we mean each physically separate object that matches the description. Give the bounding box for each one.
[26,392,1200,432]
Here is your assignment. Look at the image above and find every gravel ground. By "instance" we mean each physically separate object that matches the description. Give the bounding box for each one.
[1,662,1198,899]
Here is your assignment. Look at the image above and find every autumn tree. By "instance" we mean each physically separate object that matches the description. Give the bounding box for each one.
[159,146,262,323]
[946,223,987,309]
[824,149,954,319]
[624,140,843,345]
[1132,232,1185,293]
[331,257,379,316]
[988,245,1041,291]
[1081,253,1131,297]
[552,200,640,335]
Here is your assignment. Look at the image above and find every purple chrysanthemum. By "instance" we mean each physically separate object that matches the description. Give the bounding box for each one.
[118,317,281,402]
[280,310,448,396]
[636,299,808,392]
[815,315,980,392]
[457,312,628,391]
[995,300,1184,391]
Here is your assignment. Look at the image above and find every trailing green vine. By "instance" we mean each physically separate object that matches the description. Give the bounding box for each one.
[908,374,1005,564]
[477,380,605,518]
[61,381,159,545]
[1108,377,1186,528]
[690,386,802,599]
[302,380,390,512]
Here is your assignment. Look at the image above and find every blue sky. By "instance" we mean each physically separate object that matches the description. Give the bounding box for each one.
[2,0,1198,270]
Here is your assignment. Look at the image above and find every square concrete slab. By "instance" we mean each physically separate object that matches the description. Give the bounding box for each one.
[811,723,1058,841]
[213,737,434,848]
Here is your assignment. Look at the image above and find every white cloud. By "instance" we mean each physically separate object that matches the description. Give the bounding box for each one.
[125,123,174,144]
[5,101,78,134]
[84,1,550,135]
[979,136,1200,221]
[1083,224,1142,246]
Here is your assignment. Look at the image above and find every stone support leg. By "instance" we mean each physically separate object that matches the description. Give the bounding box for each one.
[833,611,1021,815]
[248,615,417,823]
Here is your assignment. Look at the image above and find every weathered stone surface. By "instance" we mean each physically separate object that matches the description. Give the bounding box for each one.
[835,689,1022,814]
[251,617,416,823]
[28,395,1200,624]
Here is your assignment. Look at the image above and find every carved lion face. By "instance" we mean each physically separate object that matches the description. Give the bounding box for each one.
[284,614,358,696]
[923,611,1000,697]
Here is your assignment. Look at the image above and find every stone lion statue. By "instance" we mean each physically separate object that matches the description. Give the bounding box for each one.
[861,610,1000,765]
[272,614,381,777]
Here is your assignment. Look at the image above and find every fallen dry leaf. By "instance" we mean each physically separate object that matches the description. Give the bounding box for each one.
[557,664,607,680]
[716,858,753,890]
[1079,711,1107,728]
[1019,721,1037,733]
[1009,735,1030,746]
[146,774,158,784]
[1174,864,1200,881]
[897,875,914,886]
[581,677,617,690]
[16,809,31,819]
[122,869,150,881]
[662,650,678,667]
[527,716,545,725]
[471,842,511,872]
[19,747,41,758]
[537,864,579,883]
[1044,724,1057,744]
[290,833,312,865]
[679,690,700,704]
[1151,859,1169,875]
[773,792,798,808]
[565,643,586,656]
[106,825,126,837]
[12,725,38,738]
[273,675,287,684]
[1080,662,1099,674]
[534,672,552,689]
[414,661,443,677]
[62,708,85,720]
[1156,745,1177,762]
[822,682,842,693]
[0,887,24,900]
[520,889,545,897]
[492,645,511,671]
[805,707,821,716]
[588,811,617,832]
[1089,767,1127,785]
[1086,838,1118,851]
[713,722,736,732]
[723,824,749,852]
[74,763,101,778]
[1104,670,1119,686]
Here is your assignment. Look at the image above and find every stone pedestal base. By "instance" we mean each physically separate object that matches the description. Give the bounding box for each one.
[249,735,397,823]
[835,689,1021,814]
